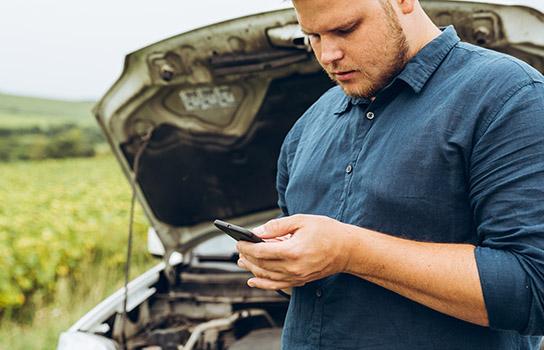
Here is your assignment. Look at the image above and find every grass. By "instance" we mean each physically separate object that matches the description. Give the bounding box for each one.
[0,93,154,349]
[0,92,97,132]
[0,93,103,161]
[0,155,156,349]
[0,258,156,350]
[0,93,95,124]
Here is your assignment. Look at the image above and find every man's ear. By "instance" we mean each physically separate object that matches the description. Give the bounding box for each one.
[395,0,416,14]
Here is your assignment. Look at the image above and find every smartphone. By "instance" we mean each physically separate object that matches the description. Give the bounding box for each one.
[215,219,290,299]
[214,219,264,243]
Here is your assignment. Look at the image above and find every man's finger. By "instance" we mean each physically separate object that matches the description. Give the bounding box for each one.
[253,215,304,239]
[247,277,304,290]
[242,253,291,274]
[237,239,292,260]
[238,257,293,282]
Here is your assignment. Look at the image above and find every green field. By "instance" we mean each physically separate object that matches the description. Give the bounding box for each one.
[0,155,156,349]
[0,92,158,349]
[0,93,104,161]
[0,93,95,125]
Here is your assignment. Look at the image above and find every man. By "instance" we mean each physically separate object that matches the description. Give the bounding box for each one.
[236,0,544,349]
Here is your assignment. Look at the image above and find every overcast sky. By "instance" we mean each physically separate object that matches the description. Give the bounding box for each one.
[0,0,292,101]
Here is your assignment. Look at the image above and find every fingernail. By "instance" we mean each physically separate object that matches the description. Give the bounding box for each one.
[248,279,255,287]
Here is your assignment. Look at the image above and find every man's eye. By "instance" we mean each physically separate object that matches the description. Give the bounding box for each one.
[336,27,354,35]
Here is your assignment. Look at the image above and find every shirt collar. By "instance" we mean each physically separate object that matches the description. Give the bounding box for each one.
[333,25,460,116]
[394,25,460,94]
[333,94,370,116]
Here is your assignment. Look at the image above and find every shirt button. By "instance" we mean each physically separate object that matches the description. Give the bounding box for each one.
[345,164,353,174]
[316,288,323,298]
[366,111,375,120]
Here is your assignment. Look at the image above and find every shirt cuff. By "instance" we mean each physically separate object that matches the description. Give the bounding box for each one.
[474,246,531,332]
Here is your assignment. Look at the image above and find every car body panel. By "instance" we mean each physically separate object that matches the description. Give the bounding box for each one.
[93,8,329,254]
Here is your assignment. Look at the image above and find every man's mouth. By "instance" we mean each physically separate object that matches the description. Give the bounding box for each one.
[331,70,357,81]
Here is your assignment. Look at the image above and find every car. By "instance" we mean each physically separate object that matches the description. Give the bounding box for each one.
[57,1,544,349]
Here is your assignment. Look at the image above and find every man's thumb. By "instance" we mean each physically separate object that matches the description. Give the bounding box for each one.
[253,216,300,239]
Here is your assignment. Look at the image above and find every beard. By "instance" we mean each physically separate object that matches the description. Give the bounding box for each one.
[326,1,410,98]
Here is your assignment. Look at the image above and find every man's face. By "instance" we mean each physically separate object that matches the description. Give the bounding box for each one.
[294,0,410,98]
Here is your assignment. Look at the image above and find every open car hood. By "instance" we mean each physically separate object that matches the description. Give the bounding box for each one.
[94,1,543,252]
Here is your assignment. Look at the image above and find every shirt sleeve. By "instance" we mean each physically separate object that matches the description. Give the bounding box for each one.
[276,115,307,217]
[276,136,290,217]
[471,80,544,335]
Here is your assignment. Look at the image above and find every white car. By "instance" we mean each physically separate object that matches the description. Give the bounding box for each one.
[58,1,543,349]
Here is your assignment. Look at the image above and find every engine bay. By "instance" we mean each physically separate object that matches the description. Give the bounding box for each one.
[107,265,288,350]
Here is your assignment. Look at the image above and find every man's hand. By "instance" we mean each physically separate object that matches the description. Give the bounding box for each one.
[237,214,489,327]
[236,214,352,290]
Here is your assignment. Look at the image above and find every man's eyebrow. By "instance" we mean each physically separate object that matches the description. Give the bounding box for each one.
[300,19,360,35]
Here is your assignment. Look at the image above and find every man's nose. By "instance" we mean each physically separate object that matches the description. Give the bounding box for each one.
[319,37,344,65]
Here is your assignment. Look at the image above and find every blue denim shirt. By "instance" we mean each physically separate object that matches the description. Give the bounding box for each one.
[277,26,544,349]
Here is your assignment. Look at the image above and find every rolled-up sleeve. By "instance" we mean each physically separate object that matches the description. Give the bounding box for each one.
[471,80,544,334]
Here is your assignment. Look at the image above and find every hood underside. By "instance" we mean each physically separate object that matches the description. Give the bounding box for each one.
[94,2,543,251]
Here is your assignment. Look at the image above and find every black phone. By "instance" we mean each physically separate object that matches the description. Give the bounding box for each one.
[214,219,264,243]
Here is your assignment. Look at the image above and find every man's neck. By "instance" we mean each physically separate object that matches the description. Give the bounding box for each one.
[404,12,442,61]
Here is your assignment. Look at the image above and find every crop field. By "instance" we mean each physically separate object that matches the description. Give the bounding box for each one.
[0,155,156,349]
[0,92,155,349]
